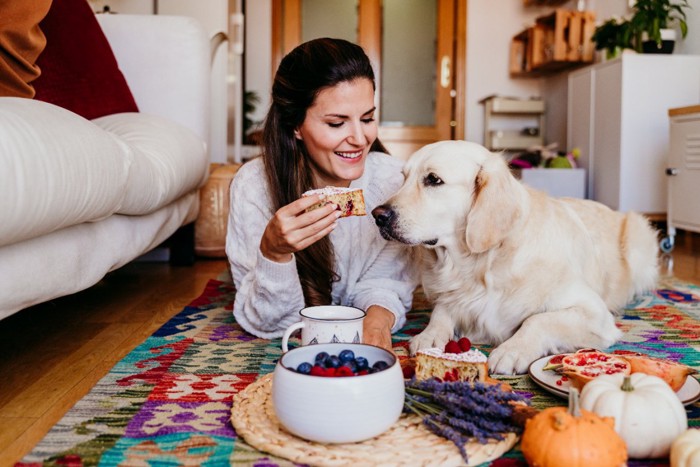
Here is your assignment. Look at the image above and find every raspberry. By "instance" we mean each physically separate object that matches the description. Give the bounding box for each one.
[402,365,415,379]
[457,337,472,352]
[444,340,461,354]
[310,365,326,377]
[336,366,354,377]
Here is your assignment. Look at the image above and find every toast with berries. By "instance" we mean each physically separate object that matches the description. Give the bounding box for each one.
[303,186,366,217]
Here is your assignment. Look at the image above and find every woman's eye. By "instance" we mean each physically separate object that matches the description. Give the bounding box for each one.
[328,122,343,128]
[361,117,375,124]
[423,173,444,186]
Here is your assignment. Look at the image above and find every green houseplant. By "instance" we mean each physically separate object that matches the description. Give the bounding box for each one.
[591,17,635,59]
[629,0,690,53]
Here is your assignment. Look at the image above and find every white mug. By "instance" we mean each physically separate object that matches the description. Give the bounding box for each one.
[281,305,365,352]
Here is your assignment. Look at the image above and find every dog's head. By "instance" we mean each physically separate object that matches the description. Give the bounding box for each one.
[372,140,525,253]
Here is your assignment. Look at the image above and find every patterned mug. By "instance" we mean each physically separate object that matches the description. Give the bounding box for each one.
[281,305,365,352]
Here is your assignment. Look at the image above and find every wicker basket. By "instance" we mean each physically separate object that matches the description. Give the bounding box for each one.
[195,163,241,257]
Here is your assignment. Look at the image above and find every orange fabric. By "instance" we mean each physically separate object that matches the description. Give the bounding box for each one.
[0,0,52,98]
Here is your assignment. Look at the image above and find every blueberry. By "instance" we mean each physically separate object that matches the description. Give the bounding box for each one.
[342,360,358,373]
[326,355,342,368]
[372,360,389,371]
[354,356,369,371]
[296,362,312,374]
[314,351,329,366]
[338,349,355,362]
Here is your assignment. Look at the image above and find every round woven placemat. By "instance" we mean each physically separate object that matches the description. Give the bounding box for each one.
[231,374,518,467]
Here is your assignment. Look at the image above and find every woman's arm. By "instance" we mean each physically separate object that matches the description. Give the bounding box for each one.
[225,164,306,338]
[352,240,419,342]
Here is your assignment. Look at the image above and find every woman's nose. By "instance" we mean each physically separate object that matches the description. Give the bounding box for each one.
[347,123,368,146]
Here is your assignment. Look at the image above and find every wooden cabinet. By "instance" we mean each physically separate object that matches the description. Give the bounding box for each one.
[510,9,595,77]
[567,54,700,214]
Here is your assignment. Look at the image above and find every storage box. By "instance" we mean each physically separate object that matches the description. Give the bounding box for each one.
[514,168,586,199]
[489,130,543,151]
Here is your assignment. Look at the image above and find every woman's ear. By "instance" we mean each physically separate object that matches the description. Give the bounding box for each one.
[294,128,302,140]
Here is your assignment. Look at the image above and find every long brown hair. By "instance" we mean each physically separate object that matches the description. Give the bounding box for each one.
[262,38,386,306]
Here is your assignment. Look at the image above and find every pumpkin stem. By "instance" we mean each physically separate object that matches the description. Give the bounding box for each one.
[621,375,634,392]
[568,388,582,418]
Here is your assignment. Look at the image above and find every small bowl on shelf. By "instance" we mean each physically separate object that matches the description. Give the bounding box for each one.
[271,342,404,444]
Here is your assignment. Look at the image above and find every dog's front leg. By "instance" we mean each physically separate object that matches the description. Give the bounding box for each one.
[409,305,457,356]
[488,293,622,375]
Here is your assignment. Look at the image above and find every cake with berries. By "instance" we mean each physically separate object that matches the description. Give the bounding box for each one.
[302,186,366,217]
[415,338,489,383]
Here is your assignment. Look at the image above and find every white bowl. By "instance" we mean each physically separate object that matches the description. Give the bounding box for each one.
[272,343,405,444]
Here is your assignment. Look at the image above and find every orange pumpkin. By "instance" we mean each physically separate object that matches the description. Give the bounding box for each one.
[520,388,627,467]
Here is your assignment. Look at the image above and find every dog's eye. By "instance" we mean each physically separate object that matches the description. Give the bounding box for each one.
[423,172,444,187]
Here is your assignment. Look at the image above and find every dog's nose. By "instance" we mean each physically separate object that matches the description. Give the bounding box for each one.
[371,205,395,227]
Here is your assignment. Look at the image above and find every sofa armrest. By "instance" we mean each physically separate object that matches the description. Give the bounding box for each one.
[96,14,210,144]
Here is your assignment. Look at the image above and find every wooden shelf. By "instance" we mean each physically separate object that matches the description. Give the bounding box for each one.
[510,9,596,77]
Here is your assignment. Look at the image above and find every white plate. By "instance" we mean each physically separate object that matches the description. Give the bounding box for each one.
[528,355,700,406]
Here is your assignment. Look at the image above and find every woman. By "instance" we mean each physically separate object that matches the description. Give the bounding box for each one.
[226,38,416,351]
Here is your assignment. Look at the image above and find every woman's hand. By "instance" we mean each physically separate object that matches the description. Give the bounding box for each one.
[363,305,396,353]
[260,194,340,263]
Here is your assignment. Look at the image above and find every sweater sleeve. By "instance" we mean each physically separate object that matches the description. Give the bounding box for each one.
[225,161,305,338]
[351,242,418,333]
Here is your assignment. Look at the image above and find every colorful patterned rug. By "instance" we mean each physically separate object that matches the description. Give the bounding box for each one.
[16,276,700,466]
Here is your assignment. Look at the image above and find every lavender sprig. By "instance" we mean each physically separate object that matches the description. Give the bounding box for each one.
[404,378,528,463]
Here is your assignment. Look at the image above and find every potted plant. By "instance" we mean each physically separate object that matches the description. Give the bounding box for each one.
[629,0,690,54]
[591,17,635,59]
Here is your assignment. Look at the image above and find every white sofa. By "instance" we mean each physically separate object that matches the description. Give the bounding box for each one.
[0,14,213,320]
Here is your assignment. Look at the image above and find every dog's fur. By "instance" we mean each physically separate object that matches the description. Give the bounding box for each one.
[372,141,659,374]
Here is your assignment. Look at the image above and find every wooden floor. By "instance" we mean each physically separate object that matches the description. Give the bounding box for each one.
[0,257,228,466]
[1,229,699,466]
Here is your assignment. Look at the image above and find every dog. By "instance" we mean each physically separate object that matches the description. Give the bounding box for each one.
[372,140,659,374]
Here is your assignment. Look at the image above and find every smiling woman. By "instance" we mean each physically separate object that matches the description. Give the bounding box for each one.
[225,37,418,354]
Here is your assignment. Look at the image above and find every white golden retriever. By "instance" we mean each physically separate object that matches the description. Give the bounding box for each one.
[372,141,659,374]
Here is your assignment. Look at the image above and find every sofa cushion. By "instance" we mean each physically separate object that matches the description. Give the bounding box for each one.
[0,98,131,248]
[33,0,139,120]
[93,113,209,215]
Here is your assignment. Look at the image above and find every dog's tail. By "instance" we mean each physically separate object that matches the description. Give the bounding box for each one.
[622,212,659,298]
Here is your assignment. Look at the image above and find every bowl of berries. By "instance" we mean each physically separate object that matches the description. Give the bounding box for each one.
[272,342,404,444]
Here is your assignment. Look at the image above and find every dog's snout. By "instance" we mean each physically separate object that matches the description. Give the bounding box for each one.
[371,204,395,227]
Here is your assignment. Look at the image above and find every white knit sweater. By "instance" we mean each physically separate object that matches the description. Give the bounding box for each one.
[225,153,418,339]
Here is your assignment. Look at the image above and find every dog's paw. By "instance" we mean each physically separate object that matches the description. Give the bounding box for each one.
[409,331,450,356]
[488,343,539,375]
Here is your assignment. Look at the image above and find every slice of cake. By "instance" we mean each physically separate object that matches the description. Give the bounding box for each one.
[415,339,488,383]
[302,186,366,217]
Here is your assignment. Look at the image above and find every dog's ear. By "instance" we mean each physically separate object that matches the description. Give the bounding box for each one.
[465,154,523,253]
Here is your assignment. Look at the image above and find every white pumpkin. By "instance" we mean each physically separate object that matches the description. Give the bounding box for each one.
[671,429,700,467]
[580,372,688,459]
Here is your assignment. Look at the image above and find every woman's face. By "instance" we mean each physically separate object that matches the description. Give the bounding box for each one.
[294,78,378,188]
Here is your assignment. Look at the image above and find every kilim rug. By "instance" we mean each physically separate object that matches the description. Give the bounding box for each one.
[16,276,700,466]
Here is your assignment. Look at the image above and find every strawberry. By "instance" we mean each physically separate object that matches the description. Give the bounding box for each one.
[457,337,472,352]
[444,340,461,354]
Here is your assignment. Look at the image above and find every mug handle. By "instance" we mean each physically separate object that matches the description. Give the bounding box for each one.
[281,321,305,353]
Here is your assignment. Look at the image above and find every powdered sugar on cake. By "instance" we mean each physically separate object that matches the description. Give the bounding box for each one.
[303,186,357,197]
[418,347,487,363]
